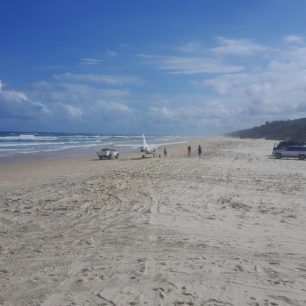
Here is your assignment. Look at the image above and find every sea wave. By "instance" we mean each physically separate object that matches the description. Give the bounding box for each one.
[0,132,187,161]
[0,143,104,156]
[0,142,62,147]
[0,134,58,141]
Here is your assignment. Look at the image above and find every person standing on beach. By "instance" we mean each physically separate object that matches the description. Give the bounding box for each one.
[164,147,167,157]
[187,145,191,157]
[198,145,202,158]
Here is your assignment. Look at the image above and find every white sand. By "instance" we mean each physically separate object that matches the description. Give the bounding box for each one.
[1,137,306,305]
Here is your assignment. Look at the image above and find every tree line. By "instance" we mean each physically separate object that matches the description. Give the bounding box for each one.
[227,118,306,141]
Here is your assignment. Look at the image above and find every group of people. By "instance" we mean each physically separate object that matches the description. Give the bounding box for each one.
[187,145,202,158]
[160,145,203,158]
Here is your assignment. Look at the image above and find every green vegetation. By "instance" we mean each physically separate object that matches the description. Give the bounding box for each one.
[228,118,306,141]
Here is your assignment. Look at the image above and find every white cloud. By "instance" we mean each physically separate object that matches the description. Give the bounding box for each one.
[53,72,142,85]
[138,54,244,74]
[146,97,236,134]
[96,100,132,112]
[25,81,134,125]
[176,42,203,53]
[212,37,271,56]
[200,73,249,94]
[81,58,103,65]
[200,48,306,123]
[60,104,83,118]
[0,80,29,102]
[29,82,131,109]
[150,105,175,119]
[282,47,306,66]
[0,80,50,118]
[283,35,303,44]
[106,49,118,56]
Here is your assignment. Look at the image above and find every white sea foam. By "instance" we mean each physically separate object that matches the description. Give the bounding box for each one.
[0,142,60,147]
[0,134,58,141]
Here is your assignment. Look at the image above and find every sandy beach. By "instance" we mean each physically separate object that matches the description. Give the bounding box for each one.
[1,137,306,306]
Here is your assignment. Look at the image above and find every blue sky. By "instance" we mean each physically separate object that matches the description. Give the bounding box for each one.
[1,0,306,135]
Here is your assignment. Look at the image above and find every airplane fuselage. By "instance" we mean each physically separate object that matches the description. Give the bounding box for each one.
[140,135,159,157]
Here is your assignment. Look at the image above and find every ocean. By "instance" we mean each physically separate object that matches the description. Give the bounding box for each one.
[0,132,187,164]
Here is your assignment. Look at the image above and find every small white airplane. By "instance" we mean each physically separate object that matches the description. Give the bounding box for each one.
[139,134,160,158]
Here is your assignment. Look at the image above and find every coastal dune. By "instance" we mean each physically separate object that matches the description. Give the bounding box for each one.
[1,137,306,305]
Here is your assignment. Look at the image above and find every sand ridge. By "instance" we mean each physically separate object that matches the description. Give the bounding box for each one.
[1,137,306,305]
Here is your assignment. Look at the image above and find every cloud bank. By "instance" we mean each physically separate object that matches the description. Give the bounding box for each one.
[2,36,306,135]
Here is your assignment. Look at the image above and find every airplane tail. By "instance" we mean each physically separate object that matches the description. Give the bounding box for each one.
[142,134,147,148]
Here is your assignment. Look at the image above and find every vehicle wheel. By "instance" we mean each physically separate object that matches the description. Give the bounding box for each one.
[108,155,112,159]
[115,154,119,159]
[275,153,281,159]
[298,154,305,160]
[99,157,103,160]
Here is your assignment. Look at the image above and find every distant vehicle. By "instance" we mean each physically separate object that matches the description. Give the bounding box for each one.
[97,148,119,160]
[272,146,306,160]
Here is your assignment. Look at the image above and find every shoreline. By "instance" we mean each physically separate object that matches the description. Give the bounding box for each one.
[0,145,132,165]
[0,137,190,165]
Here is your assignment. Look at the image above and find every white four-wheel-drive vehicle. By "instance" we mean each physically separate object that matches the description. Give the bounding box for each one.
[272,146,306,160]
[97,148,119,160]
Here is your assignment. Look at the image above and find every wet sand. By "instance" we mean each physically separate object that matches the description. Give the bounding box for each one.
[1,137,306,305]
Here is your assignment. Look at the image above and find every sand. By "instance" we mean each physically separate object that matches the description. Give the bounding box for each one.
[1,137,306,306]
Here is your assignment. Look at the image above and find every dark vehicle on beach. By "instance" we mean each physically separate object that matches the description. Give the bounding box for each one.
[97,148,119,160]
[274,141,306,150]
[272,145,306,160]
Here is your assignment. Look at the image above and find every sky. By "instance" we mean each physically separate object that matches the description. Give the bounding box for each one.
[1,0,306,135]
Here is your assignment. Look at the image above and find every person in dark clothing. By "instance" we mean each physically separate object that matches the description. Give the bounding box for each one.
[198,145,202,158]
